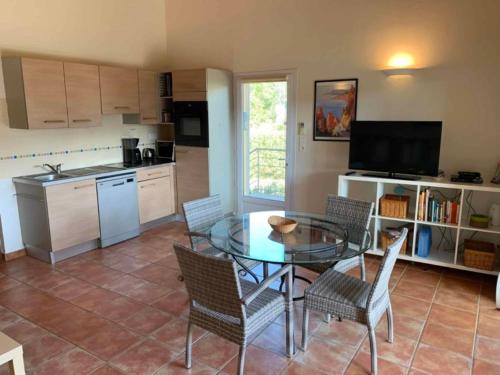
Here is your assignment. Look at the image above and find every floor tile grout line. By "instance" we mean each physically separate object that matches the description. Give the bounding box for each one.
[405,265,443,374]
[0,259,188,372]
[1,229,495,374]
[0,228,186,372]
[0,303,88,372]
[390,262,412,375]
[470,279,483,374]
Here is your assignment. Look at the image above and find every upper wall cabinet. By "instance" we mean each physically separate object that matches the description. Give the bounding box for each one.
[99,65,139,114]
[172,69,207,101]
[123,70,160,125]
[2,57,69,129]
[64,62,102,128]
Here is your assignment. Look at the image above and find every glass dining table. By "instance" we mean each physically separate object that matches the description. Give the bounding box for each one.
[207,210,372,296]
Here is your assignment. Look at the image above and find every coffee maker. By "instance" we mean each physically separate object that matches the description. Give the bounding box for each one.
[122,138,142,166]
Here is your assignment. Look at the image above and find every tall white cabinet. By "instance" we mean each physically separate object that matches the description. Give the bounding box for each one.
[174,69,234,215]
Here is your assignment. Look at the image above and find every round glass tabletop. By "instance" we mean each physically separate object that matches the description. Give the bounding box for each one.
[208,211,371,264]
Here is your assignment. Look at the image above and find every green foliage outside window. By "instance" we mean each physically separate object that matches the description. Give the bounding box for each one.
[247,82,287,198]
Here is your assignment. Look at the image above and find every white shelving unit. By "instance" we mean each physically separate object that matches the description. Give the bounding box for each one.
[338,174,500,307]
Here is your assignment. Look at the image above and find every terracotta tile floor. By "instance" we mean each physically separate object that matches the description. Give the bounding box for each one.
[0,221,499,374]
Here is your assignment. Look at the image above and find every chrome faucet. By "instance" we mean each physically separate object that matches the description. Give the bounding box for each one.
[43,163,62,174]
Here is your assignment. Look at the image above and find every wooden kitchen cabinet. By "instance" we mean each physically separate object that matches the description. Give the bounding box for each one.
[99,65,139,114]
[45,179,100,251]
[123,70,160,125]
[2,57,68,129]
[64,62,102,128]
[172,69,207,101]
[175,146,209,213]
[137,165,175,224]
[136,165,171,182]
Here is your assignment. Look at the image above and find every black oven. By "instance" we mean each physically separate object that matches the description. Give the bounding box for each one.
[174,101,209,147]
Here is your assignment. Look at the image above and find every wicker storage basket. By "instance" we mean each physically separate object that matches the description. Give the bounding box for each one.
[380,195,410,219]
[380,230,408,254]
[463,239,496,271]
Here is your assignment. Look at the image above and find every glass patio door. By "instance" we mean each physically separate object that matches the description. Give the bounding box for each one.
[236,73,295,213]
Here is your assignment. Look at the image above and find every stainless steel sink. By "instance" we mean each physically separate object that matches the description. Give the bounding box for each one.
[64,166,125,177]
[32,173,72,182]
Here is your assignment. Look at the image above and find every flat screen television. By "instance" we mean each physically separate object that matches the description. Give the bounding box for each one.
[349,121,442,179]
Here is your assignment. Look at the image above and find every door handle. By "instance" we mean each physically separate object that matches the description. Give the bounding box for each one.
[112,182,125,187]
[74,183,95,190]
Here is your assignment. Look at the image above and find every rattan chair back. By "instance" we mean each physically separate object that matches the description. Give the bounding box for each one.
[325,195,373,247]
[174,243,245,319]
[367,228,408,309]
[183,195,224,248]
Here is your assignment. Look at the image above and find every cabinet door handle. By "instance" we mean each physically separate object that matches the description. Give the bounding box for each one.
[140,183,156,188]
[142,116,158,120]
[147,171,163,176]
[72,119,92,123]
[74,183,95,190]
[43,120,66,123]
[114,106,130,109]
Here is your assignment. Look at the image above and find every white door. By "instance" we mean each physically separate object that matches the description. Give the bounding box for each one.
[235,71,296,213]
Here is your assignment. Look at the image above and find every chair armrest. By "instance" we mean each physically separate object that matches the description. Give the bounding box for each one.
[241,264,293,306]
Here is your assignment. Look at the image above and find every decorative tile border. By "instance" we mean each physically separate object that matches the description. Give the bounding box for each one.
[0,143,155,161]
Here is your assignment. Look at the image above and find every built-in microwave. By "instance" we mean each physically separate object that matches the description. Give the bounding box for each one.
[156,140,175,161]
[174,101,209,147]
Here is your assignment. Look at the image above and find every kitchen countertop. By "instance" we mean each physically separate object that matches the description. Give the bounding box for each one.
[106,158,174,169]
[13,159,175,187]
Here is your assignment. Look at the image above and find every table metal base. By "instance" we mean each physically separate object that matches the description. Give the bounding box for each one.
[232,255,260,284]
[280,265,312,301]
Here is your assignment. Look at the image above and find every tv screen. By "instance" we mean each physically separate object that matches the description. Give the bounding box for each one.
[349,121,442,177]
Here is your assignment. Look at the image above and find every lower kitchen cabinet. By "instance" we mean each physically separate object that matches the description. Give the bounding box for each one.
[138,173,175,224]
[45,179,100,251]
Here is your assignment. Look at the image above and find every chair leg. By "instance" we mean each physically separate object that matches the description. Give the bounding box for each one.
[237,345,246,375]
[368,327,378,375]
[301,304,309,351]
[185,321,193,369]
[279,275,285,292]
[286,307,294,357]
[360,254,366,282]
[263,262,269,278]
[285,269,295,357]
[386,301,394,343]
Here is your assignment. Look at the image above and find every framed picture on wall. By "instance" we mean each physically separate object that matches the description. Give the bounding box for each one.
[313,78,358,141]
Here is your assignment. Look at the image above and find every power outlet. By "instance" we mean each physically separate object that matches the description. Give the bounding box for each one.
[298,122,306,152]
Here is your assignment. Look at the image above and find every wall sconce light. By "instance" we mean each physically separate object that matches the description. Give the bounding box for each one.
[381,52,419,76]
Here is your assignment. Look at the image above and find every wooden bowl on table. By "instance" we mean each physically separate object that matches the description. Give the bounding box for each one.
[268,215,298,234]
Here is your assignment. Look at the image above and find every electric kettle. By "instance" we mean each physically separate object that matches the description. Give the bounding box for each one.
[142,148,155,160]
[490,204,500,226]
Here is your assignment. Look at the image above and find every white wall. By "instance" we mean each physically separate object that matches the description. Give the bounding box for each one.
[165,0,500,213]
[0,0,168,253]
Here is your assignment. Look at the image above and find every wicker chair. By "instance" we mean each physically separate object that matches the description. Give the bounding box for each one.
[174,243,295,375]
[302,228,408,375]
[182,195,261,272]
[301,195,374,280]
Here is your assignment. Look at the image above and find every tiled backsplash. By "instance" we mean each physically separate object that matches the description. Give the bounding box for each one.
[0,143,154,161]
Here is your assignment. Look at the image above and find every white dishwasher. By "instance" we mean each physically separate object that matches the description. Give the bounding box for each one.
[96,172,140,247]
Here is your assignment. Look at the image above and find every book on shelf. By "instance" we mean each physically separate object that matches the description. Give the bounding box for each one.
[418,188,459,224]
